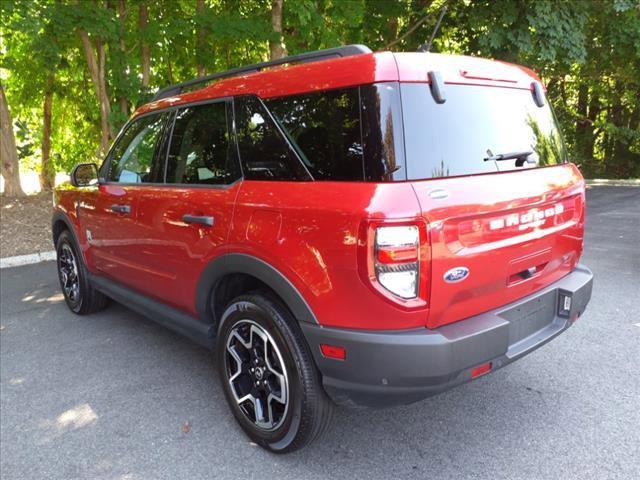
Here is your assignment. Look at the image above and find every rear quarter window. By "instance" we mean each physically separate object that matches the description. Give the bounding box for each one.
[264,88,363,181]
[264,83,405,182]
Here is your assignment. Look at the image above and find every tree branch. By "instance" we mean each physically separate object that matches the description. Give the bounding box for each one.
[384,13,432,50]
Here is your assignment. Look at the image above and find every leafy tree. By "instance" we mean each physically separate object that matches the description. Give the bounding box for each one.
[0,0,638,197]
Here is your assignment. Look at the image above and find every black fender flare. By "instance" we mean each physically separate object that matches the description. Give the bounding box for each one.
[51,211,83,258]
[195,253,318,326]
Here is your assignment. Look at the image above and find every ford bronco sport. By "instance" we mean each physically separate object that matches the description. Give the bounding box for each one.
[53,45,593,453]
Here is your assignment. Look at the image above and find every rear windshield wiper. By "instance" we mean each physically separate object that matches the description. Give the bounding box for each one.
[484,150,534,164]
[484,150,533,162]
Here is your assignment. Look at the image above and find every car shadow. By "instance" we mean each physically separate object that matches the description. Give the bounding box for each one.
[1,263,572,479]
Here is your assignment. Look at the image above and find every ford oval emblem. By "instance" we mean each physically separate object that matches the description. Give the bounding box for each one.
[443,267,469,283]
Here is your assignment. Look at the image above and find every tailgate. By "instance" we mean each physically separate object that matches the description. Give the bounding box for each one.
[412,164,586,329]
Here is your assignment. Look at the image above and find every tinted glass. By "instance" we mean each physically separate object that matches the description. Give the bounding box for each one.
[234,96,310,181]
[401,84,568,180]
[108,113,168,183]
[360,83,405,181]
[265,88,364,181]
[166,102,240,185]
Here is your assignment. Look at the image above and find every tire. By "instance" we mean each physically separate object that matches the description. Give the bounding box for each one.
[216,292,333,453]
[56,230,109,315]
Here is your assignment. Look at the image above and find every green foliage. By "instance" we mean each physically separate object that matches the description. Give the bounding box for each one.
[1,0,638,178]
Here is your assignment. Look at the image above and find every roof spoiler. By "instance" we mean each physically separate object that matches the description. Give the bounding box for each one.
[151,44,372,102]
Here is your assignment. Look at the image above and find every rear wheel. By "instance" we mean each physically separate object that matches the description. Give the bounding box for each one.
[216,292,333,453]
[56,230,109,315]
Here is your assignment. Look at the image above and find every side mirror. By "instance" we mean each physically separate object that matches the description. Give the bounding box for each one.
[70,163,99,187]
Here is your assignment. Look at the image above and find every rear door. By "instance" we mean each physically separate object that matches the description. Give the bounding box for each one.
[133,99,242,312]
[401,83,586,328]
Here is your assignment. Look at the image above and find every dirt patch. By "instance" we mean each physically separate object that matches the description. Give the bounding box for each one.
[1,193,54,258]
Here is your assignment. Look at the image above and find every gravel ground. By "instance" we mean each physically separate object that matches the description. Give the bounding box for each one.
[1,186,639,480]
[0,193,53,258]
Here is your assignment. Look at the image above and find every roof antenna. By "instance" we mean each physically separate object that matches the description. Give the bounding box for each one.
[418,3,448,53]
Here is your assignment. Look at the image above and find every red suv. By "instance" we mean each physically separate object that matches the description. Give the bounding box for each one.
[53,45,593,453]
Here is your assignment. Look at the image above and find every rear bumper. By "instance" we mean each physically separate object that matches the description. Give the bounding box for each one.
[302,264,593,408]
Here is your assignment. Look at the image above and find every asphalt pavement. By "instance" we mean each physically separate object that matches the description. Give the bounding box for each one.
[1,186,639,480]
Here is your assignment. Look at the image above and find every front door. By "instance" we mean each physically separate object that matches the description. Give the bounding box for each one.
[79,111,170,289]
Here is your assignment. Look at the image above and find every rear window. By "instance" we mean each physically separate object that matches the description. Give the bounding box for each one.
[401,84,568,180]
[166,101,241,185]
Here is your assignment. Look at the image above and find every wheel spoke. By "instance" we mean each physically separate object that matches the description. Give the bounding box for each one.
[226,345,243,383]
[249,324,267,351]
[230,329,251,350]
[267,372,287,405]
[253,396,269,428]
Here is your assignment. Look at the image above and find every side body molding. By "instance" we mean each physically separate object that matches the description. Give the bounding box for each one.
[196,253,319,326]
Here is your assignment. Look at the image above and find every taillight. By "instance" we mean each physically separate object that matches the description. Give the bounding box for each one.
[358,220,429,310]
[375,226,419,299]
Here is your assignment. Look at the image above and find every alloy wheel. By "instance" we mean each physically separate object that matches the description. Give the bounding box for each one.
[58,244,80,304]
[225,320,289,431]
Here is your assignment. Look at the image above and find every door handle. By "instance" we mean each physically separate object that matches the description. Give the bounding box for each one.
[110,204,131,214]
[182,214,214,227]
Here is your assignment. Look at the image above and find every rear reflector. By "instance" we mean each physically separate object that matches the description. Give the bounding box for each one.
[320,344,346,360]
[471,362,492,378]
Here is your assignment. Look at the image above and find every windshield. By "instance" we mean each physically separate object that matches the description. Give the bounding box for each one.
[401,83,567,179]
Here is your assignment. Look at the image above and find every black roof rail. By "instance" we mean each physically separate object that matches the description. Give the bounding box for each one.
[151,44,372,102]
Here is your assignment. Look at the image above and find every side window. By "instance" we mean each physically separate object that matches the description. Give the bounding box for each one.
[264,87,364,181]
[234,96,310,181]
[108,113,168,183]
[165,102,240,185]
[360,83,405,181]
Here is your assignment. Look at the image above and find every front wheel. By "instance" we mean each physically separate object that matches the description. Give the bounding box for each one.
[56,230,109,315]
[216,292,333,453]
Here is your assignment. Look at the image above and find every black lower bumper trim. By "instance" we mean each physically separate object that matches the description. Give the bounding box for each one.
[302,264,593,408]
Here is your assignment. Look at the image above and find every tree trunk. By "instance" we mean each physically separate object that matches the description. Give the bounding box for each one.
[574,81,594,164]
[139,2,150,89]
[41,73,55,191]
[196,0,207,76]
[608,81,625,176]
[269,0,287,60]
[96,37,113,142]
[387,17,399,47]
[167,57,174,83]
[583,89,600,166]
[0,81,25,197]
[117,0,129,116]
[79,29,113,154]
